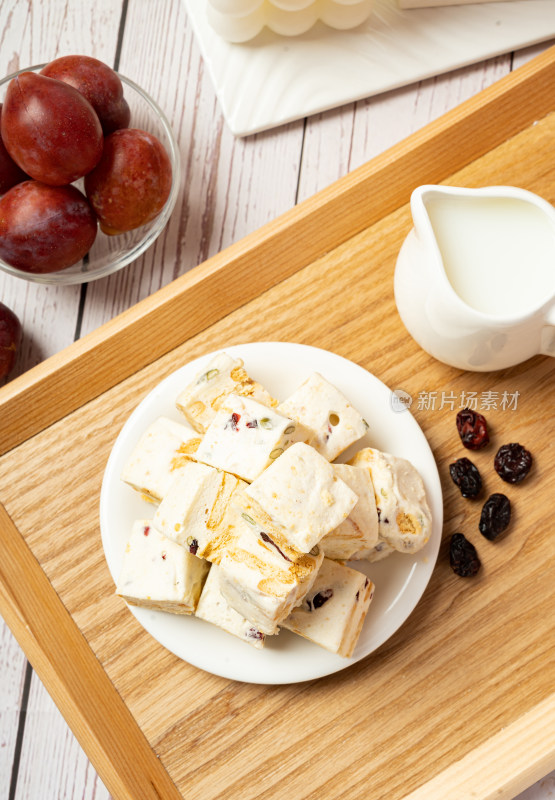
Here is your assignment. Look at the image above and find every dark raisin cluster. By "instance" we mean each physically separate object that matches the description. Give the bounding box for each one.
[448,410,532,577]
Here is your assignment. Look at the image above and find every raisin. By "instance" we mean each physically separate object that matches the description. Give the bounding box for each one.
[311,589,333,609]
[479,493,511,540]
[449,533,481,577]
[449,457,482,498]
[456,408,490,450]
[259,532,291,562]
[188,538,199,555]
[494,443,532,484]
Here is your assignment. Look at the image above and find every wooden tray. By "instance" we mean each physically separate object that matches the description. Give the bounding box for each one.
[1,46,554,800]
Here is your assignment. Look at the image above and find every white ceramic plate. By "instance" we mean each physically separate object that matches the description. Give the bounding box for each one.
[100,342,442,684]
[183,0,555,136]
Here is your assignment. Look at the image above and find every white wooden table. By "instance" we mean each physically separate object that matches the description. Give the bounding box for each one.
[0,1,554,797]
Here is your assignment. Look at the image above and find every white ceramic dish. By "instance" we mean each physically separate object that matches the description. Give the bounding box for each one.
[183,0,555,136]
[100,342,443,684]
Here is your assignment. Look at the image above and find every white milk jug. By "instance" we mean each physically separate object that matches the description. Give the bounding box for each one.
[394,185,555,371]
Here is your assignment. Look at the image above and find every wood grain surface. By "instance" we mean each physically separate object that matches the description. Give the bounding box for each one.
[0,44,554,799]
[1,0,554,796]
[0,505,182,800]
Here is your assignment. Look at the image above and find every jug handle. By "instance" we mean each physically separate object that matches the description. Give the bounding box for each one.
[539,304,555,357]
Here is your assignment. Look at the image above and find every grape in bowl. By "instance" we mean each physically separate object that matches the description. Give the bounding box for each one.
[0,62,180,285]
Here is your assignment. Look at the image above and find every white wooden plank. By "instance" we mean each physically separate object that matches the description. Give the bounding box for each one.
[514,771,555,800]
[13,671,110,800]
[0,625,27,797]
[0,280,81,383]
[297,54,512,202]
[512,40,555,70]
[349,54,512,168]
[514,770,555,800]
[79,0,305,336]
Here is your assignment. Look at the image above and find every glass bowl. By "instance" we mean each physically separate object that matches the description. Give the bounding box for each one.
[0,64,180,285]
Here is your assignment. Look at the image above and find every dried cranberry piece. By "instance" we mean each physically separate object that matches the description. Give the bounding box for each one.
[449,533,481,577]
[259,532,291,562]
[456,408,490,450]
[449,457,482,499]
[494,443,532,484]
[247,628,264,641]
[308,589,333,610]
[225,412,241,431]
[479,493,511,540]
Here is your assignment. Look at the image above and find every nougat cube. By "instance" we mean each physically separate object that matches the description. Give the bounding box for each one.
[278,372,369,461]
[195,565,266,649]
[121,416,202,503]
[152,461,242,563]
[348,448,432,554]
[193,394,311,483]
[282,558,375,658]
[321,463,379,560]
[176,352,277,433]
[218,508,324,635]
[243,442,358,553]
[116,520,209,614]
[355,540,395,562]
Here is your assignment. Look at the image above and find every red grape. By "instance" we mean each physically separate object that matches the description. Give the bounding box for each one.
[0,105,28,194]
[41,55,131,135]
[0,180,97,273]
[85,128,171,234]
[0,301,22,380]
[1,72,103,185]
